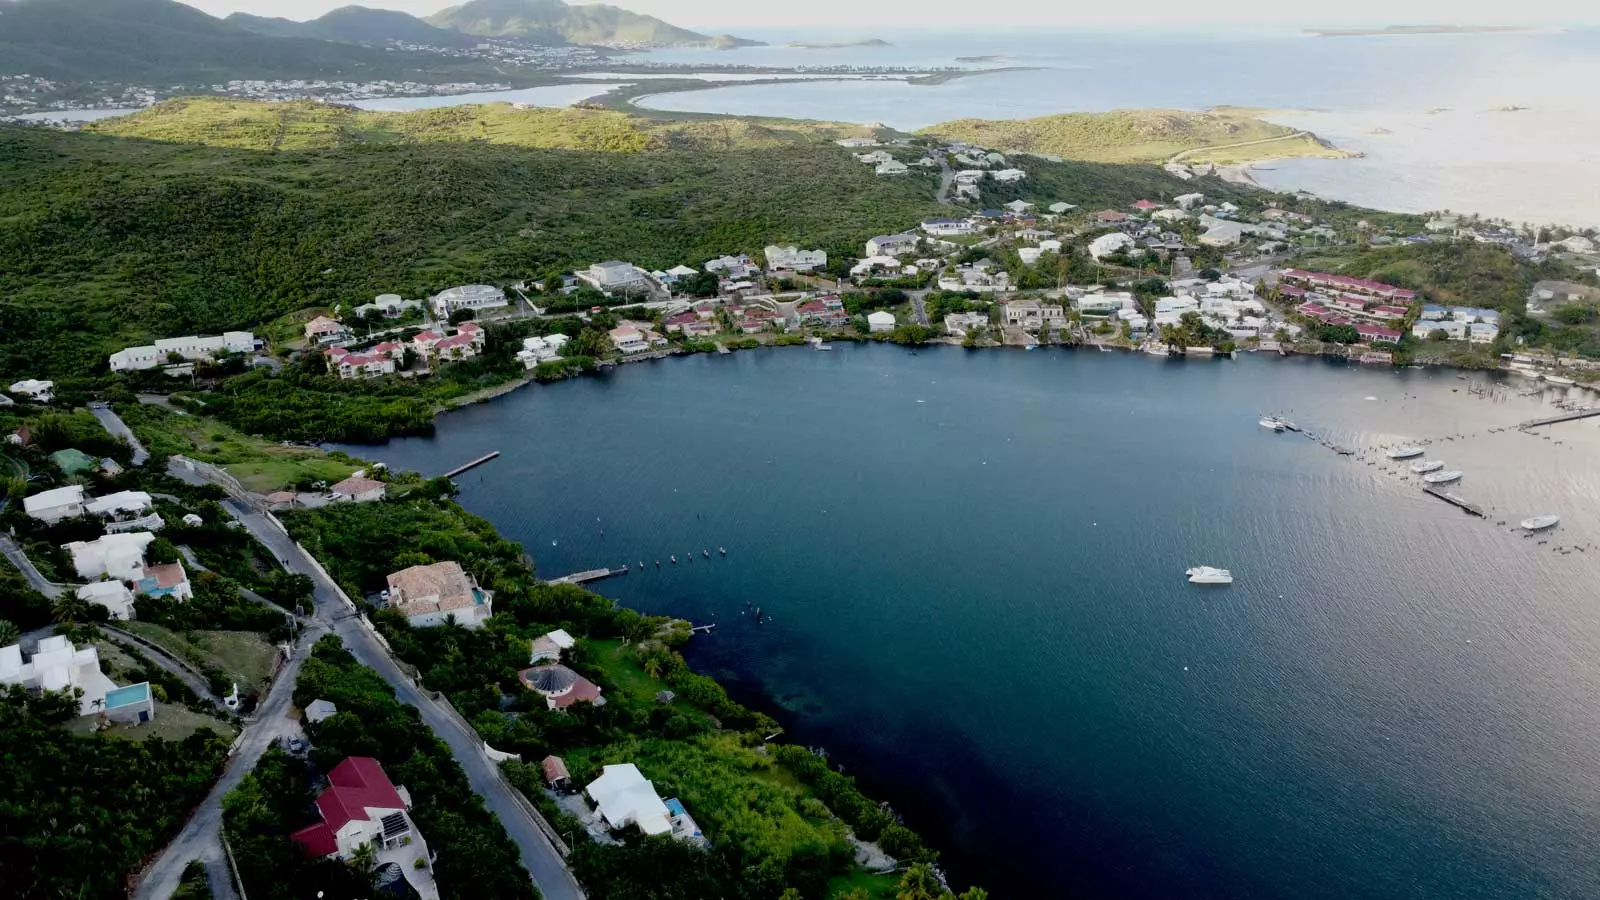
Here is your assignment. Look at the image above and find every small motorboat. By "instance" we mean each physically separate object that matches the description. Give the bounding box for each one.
[1423,469,1464,484]
[703,549,710,558]
[1409,459,1446,474]
[1259,416,1285,432]
[1521,515,1561,531]
[1387,445,1425,460]
[1186,566,1234,585]
[718,547,727,555]
[670,555,677,564]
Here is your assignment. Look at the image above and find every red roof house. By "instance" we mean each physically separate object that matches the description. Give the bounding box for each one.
[292,757,414,859]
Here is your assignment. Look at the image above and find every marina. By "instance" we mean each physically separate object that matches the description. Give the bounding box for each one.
[1518,408,1600,429]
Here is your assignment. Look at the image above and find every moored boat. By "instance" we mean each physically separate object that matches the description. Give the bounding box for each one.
[1521,515,1561,531]
[1386,445,1425,460]
[1423,469,1463,484]
[1259,416,1285,431]
[1186,566,1233,585]
[1409,459,1446,474]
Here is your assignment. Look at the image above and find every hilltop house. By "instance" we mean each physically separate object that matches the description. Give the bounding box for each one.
[586,764,702,843]
[109,332,255,372]
[7,379,53,403]
[764,245,827,273]
[921,218,979,237]
[23,485,86,524]
[291,757,436,900]
[518,664,603,710]
[385,561,493,629]
[866,234,920,257]
[431,284,507,319]
[329,475,387,503]
[0,636,136,718]
[579,261,653,297]
[78,581,137,620]
[304,316,350,345]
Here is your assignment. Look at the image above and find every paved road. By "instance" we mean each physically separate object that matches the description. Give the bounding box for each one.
[191,485,585,900]
[88,402,150,465]
[908,289,932,327]
[133,626,323,900]
[200,837,243,900]
[178,546,295,616]
[935,153,955,205]
[0,532,66,598]
[102,624,223,707]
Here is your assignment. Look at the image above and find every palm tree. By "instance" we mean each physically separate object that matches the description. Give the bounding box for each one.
[349,840,378,874]
[642,655,663,680]
[53,594,91,624]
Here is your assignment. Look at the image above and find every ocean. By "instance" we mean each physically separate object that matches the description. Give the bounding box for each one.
[344,345,1600,900]
[632,27,1600,228]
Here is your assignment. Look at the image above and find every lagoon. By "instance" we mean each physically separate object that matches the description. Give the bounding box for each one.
[347,345,1600,900]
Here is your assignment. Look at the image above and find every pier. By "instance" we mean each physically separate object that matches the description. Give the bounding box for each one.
[443,451,500,477]
[1518,408,1600,429]
[1422,487,1486,518]
[548,567,630,585]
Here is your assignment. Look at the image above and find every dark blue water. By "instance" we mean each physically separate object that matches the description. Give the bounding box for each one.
[345,345,1600,900]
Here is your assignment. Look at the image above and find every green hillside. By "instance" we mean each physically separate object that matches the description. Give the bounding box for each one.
[1,98,1220,379]
[226,6,480,48]
[427,0,757,46]
[921,108,1346,164]
[0,0,516,83]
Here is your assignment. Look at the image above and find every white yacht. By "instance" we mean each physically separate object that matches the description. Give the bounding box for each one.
[1186,566,1234,585]
[1423,469,1464,484]
[1386,445,1425,460]
[1521,515,1561,531]
[1409,459,1445,474]
[1259,416,1285,431]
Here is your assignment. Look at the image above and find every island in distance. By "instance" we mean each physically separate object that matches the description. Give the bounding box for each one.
[785,38,893,49]
[1306,24,1533,37]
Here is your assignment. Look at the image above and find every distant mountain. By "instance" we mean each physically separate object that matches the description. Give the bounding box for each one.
[427,0,759,46]
[226,6,480,49]
[0,0,505,82]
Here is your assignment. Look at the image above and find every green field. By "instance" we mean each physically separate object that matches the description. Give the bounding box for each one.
[121,622,280,690]
[116,402,360,491]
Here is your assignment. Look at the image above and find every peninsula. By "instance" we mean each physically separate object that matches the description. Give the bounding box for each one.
[1306,24,1533,37]
[785,38,893,49]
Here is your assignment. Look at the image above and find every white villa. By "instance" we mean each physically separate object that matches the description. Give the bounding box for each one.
[867,311,897,333]
[109,332,255,372]
[1003,300,1067,332]
[921,218,979,237]
[764,245,827,273]
[529,629,576,664]
[1089,233,1135,260]
[992,168,1027,183]
[0,636,138,718]
[353,293,423,319]
[385,561,493,629]
[586,763,702,842]
[944,312,989,338]
[876,160,909,176]
[67,531,155,581]
[8,379,53,403]
[78,580,137,620]
[430,284,508,319]
[866,234,920,257]
[23,485,86,524]
[517,333,571,369]
[579,261,653,296]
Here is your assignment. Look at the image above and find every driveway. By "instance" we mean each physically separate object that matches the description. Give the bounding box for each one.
[88,402,151,465]
[102,624,224,708]
[0,532,66,598]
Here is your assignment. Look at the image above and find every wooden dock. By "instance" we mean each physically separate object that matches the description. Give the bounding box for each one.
[1422,486,1486,518]
[443,451,499,477]
[549,567,629,585]
[1519,408,1600,429]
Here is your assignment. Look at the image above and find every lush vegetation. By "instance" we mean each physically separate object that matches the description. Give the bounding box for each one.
[921,107,1345,164]
[426,0,725,45]
[283,495,971,898]
[0,685,229,900]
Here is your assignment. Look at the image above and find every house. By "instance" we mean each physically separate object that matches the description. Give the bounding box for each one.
[992,168,1026,183]
[660,264,701,286]
[23,485,86,524]
[875,160,909,176]
[385,561,493,629]
[586,764,701,842]
[1425,215,1460,233]
[1413,319,1468,340]
[1151,208,1189,223]
[109,332,255,372]
[953,169,986,185]
[867,233,920,257]
[543,755,573,792]
[1002,300,1066,332]
[1077,293,1135,314]
[1555,235,1596,254]
[921,218,978,237]
[867,311,897,333]
[1047,202,1076,215]
[797,296,851,328]
[67,531,155,581]
[1279,270,1416,302]
[1094,210,1130,226]
[1018,247,1042,265]
[304,699,339,724]
[431,284,507,319]
[944,312,989,338]
[304,316,350,345]
[580,261,653,296]
[939,263,1013,293]
[429,332,479,363]
[1088,232,1135,260]
[1174,193,1205,210]
[854,150,894,165]
[1470,322,1500,343]
[518,664,603,710]
[764,245,827,273]
[291,758,435,900]
[84,490,154,521]
[48,448,97,476]
[835,138,879,149]
[329,475,387,503]
[328,347,397,380]
[705,255,758,278]
[529,629,576,664]
[0,636,125,717]
[78,581,136,620]
[609,325,652,355]
[353,293,422,319]
[1132,200,1160,213]
[135,561,193,601]
[1199,220,1245,247]
[517,334,570,368]
[1353,323,1403,345]
[7,379,53,403]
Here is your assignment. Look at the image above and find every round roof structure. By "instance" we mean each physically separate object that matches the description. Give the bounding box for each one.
[523,665,578,695]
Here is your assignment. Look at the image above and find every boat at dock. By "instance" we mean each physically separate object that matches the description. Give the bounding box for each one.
[809,337,833,351]
[1259,416,1285,431]
[1521,515,1561,531]
[1186,566,1233,585]
[1423,469,1463,484]
[1409,460,1445,474]
[1386,445,1425,460]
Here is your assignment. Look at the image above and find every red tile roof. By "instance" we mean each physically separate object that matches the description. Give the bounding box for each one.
[315,757,406,833]
[290,822,339,857]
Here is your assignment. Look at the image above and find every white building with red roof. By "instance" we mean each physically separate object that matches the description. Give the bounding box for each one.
[292,757,436,900]
[327,347,396,380]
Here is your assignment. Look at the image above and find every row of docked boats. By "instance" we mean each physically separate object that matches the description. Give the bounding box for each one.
[1258,415,1301,433]
[1388,445,1561,531]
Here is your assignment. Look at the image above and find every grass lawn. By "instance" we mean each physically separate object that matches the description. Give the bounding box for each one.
[117,402,360,492]
[121,622,279,689]
[585,637,721,730]
[66,701,236,743]
[826,869,901,899]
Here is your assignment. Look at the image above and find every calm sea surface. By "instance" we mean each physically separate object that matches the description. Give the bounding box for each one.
[633,27,1600,227]
[345,345,1600,900]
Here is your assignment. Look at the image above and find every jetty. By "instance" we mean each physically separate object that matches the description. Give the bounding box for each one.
[1518,408,1600,429]
[549,567,629,585]
[443,451,500,477]
[1422,486,1486,518]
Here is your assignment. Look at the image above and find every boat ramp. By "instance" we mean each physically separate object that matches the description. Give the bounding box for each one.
[1518,408,1600,429]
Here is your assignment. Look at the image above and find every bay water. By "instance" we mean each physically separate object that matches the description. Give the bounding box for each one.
[347,345,1600,900]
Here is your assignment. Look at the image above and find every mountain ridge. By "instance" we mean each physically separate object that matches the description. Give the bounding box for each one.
[426,0,760,46]
[225,6,482,48]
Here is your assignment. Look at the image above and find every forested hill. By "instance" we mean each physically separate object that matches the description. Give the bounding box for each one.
[225,6,481,49]
[0,101,1220,379]
[427,0,759,46]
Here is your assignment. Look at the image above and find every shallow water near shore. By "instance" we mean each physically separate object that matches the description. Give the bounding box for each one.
[344,344,1600,900]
